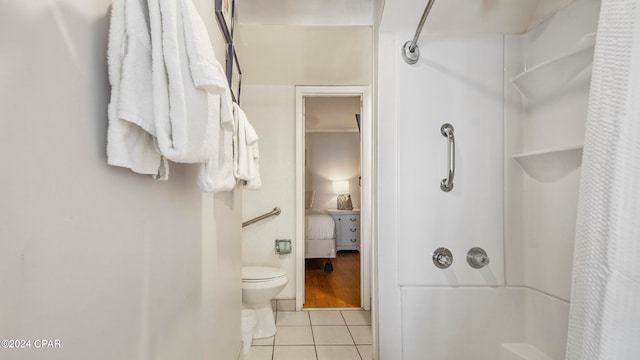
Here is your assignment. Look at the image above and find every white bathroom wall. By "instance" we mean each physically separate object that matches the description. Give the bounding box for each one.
[239,85,298,299]
[376,31,404,360]
[235,25,372,85]
[380,0,577,35]
[237,0,374,26]
[235,25,372,300]
[0,1,241,359]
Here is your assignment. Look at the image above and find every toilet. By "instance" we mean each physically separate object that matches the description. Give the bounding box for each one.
[241,266,288,339]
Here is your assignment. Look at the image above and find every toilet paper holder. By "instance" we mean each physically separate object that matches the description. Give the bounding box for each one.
[275,239,292,254]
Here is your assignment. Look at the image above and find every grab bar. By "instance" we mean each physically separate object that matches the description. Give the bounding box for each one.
[401,0,437,64]
[242,207,281,227]
[440,123,455,192]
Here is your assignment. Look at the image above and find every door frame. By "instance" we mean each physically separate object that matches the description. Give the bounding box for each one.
[295,85,372,311]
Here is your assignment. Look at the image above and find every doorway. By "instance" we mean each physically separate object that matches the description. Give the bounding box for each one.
[295,86,372,311]
[304,95,361,308]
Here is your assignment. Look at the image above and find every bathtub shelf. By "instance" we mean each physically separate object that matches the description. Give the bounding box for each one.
[513,145,584,182]
[512,33,596,101]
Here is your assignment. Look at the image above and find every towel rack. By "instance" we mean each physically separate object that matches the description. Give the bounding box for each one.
[242,207,281,227]
[401,0,437,64]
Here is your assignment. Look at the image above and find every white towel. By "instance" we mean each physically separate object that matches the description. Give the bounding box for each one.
[148,0,218,163]
[243,118,262,190]
[181,0,228,95]
[233,103,249,181]
[106,0,168,180]
[197,89,237,192]
[118,0,155,135]
[244,141,262,190]
[230,103,262,189]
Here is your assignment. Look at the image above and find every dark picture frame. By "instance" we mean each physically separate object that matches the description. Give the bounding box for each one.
[214,0,234,43]
[226,44,242,104]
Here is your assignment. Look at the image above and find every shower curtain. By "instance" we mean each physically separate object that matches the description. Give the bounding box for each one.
[566,0,640,359]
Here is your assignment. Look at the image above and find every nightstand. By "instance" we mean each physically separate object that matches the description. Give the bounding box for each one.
[328,209,360,252]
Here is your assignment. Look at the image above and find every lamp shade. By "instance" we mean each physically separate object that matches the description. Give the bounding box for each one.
[332,180,349,194]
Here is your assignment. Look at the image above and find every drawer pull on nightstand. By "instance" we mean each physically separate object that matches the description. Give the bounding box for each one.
[328,210,360,252]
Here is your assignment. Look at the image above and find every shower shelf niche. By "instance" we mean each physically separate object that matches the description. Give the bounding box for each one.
[512,32,596,101]
[513,145,584,182]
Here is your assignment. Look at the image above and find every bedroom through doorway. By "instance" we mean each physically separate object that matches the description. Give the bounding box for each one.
[302,94,362,308]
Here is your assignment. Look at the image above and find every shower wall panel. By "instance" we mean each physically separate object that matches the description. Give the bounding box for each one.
[401,287,570,359]
[504,0,601,301]
[396,34,505,286]
[402,287,525,359]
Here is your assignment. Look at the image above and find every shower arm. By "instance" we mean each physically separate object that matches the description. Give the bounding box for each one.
[402,0,437,65]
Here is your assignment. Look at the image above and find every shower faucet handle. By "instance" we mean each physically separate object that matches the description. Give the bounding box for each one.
[432,247,453,269]
[435,254,451,265]
[467,247,490,269]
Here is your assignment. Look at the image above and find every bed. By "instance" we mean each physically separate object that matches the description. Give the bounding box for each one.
[305,209,337,260]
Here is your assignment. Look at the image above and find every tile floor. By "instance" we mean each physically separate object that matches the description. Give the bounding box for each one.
[245,300,372,360]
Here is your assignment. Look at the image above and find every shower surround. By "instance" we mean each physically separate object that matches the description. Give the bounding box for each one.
[376,0,600,358]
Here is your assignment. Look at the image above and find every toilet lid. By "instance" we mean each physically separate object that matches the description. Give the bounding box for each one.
[242,266,287,281]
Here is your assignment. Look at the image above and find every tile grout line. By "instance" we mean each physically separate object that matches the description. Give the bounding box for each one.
[344,311,359,349]
[355,343,364,360]
[343,309,363,359]
[310,310,319,360]
[345,310,370,359]
[270,340,275,360]
[308,311,320,360]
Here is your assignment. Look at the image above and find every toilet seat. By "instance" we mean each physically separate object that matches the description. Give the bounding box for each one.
[242,266,287,283]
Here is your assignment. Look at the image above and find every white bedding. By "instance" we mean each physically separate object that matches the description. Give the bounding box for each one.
[305,212,335,240]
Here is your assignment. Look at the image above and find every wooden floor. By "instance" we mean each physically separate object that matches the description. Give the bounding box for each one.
[304,251,360,308]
